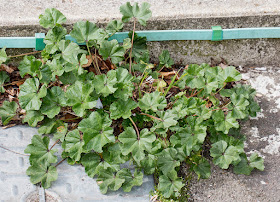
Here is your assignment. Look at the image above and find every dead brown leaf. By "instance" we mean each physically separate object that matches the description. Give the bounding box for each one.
[2,124,16,129]
[0,64,14,73]
[8,95,15,102]
[159,71,175,78]
[5,87,16,96]
[82,55,93,68]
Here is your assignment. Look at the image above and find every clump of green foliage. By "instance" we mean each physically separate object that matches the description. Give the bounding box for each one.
[0,2,264,200]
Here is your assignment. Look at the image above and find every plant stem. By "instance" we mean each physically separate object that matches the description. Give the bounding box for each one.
[129,18,136,74]
[158,65,165,73]
[164,71,178,96]
[55,158,66,167]
[3,79,26,86]
[164,68,185,96]
[0,145,30,156]
[221,101,231,108]
[129,117,140,140]
[60,117,81,121]
[211,107,228,112]
[139,70,149,98]
[173,71,188,87]
[140,113,163,121]
[188,88,204,98]
[215,83,226,95]
[49,139,60,151]
[94,48,100,71]
[138,86,142,98]
[8,51,42,58]
[86,42,101,75]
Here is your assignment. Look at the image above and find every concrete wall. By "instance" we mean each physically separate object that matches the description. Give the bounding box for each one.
[1,1,280,66]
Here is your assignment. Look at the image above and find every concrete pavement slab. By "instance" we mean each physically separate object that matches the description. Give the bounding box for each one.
[0,126,154,202]
[189,66,280,201]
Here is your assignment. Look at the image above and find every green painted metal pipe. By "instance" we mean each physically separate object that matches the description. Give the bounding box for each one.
[1,27,280,50]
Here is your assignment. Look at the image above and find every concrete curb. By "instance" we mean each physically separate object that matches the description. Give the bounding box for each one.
[1,0,280,66]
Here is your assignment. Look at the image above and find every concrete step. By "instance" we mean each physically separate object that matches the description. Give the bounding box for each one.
[1,0,280,66]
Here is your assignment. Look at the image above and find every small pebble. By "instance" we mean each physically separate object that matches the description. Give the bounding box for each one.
[255,67,267,71]
[242,74,250,80]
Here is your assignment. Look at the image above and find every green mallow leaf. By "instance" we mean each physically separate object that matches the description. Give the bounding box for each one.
[81,152,101,178]
[193,158,211,179]
[41,86,67,118]
[154,110,177,128]
[0,101,18,125]
[233,153,252,175]
[184,64,205,89]
[0,47,7,65]
[22,110,44,127]
[39,8,66,28]
[44,25,67,54]
[229,93,250,119]
[45,58,64,79]
[138,91,167,112]
[212,110,239,134]
[99,39,125,64]
[249,152,264,171]
[53,123,68,143]
[220,84,261,117]
[159,50,174,68]
[97,168,125,194]
[81,143,125,178]
[0,71,10,93]
[24,135,57,165]
[203,65,222,93]
[128,32,148,60]
[38,118,64,135]
[140,154,156,175]
[210,132,245,154]
[63,129,84,162]
[93,70,118,97]
[18,78,47,111]
[118,127,156,164]
[172,96,200,119]
[70,21,104,47]
[78,111,114,153]
[40,65,54,85]
[120,2,152,26]
[117,168,143,192]
[106,20,124,34]
[65,81,97,117]
[61,151,76,165]
[110,98,137,120]
[26,163,58,189]
[248,100,261,117]
[58,40,87,70]
[170,125,207,156]
[210,140,240,169]
[18,56,42,78]
[157,148,180,176]
[122,38,132,50]
[220,66,242,83]
[158,172,184,198]
[113,67,134,101]
[234,152,264,175]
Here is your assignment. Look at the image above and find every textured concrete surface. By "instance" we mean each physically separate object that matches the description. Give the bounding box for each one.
[1,1,280,66]
[1,0,280,26]
[189,66,280,202]
[0,126,154,202]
